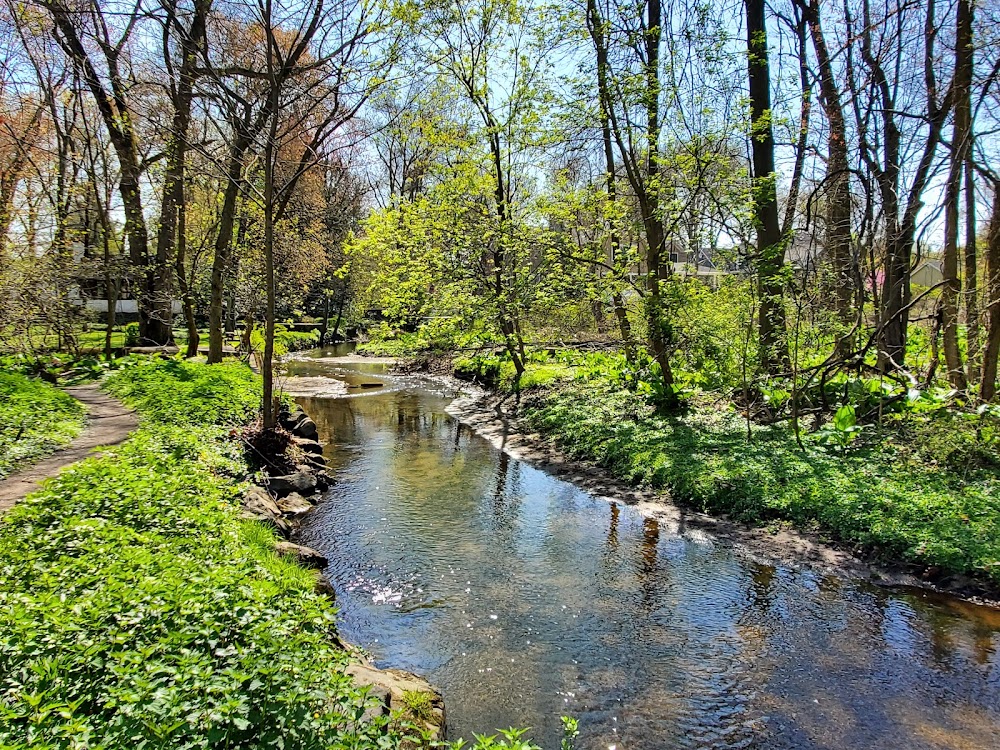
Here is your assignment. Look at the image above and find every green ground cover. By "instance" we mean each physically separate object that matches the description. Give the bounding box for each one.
[0,357,560,750]
[447,348,1000,587]
[0,373,86,479]
[0,359,420,749]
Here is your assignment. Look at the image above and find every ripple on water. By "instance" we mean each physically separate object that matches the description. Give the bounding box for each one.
[294,364,1000,750]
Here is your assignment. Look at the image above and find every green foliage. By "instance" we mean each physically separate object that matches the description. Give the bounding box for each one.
[0,372,85,479]
[452,727,541,750]
[401,690,434,722]
[0,356,426,749]
[0,424,411,749]
[815,404,863,453]
[103,358,261,426]
[524,380,1000,584]
[124,322,141,347]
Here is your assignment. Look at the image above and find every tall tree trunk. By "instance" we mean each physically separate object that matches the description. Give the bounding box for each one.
[177,191,199,357]
[587,0,635,364]
[801,0,853,355]
[941,0,972,391]
[747,0,788,374]
[43,1,170,345]
[964,153,979,385]
[980,187,1000,401]
[157,0,210,352]
[642,0,678,402]
[262,87,279,430]
[209,138,250,363]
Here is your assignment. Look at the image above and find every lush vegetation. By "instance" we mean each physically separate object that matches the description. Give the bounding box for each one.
[0,372,85,479]
[451,348,1000,586]
[103,358,262,426]
[0,357,569,749]
[0,359,403,748]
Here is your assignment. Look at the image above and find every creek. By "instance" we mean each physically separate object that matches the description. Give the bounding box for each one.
[286,349,1000,750]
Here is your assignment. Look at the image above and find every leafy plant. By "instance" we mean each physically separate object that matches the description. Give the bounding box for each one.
[815,404,864,453]
[123,322,141,347]
[0,371,85,479]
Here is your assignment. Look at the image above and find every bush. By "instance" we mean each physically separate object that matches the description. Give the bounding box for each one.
[0,372,85,479]
[124,322,141,347]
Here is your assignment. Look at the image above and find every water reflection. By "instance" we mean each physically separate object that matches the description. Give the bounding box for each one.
[297,367,1000,750]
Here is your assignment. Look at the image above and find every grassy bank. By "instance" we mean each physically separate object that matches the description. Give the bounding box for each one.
[0,372,85,479]
[453,350,1000,589]
[0,358,420,749]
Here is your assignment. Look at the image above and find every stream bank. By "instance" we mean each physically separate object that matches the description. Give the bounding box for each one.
[286,353,1000,750]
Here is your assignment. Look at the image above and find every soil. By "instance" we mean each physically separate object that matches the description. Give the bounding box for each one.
[0,384,138,513]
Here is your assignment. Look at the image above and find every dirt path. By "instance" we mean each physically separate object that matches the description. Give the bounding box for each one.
[0,384,137,513]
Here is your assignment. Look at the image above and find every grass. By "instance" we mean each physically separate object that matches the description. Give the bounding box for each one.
[522,378,1000,586]
[0,372,86,479]
[0,357,423,749]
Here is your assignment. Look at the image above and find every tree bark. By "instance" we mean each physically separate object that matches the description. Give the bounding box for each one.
[800,0,853,354]
[964,153,979,385]
[208,135,251,363]
[980,186,1000,401]
[747,0,788,374]
[940,0,972,391]
[587,0,635,364]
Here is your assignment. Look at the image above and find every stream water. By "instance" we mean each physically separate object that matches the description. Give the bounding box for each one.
[286,351,1000,750]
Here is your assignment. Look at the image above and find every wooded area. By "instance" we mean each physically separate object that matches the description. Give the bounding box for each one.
[2,0,1000,417]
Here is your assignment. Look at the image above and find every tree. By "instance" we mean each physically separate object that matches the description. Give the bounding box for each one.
[746,0,788,374]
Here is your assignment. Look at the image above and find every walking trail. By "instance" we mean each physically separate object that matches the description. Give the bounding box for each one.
[0,384,137,513]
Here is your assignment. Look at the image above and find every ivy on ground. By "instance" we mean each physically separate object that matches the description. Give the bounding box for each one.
[0,372,85,479]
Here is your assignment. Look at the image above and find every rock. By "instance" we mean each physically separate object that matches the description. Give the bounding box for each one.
[304,453,328,469]
[292,417,319,441]
[242,485,281,517]
[346,663,445,741]
[266,471,317,498]
[278,405,307,431]
[314,572,336,598]
[274,541,327,568]
[240,486,291,537]
[292,436,325,455]
[278,492,313,518]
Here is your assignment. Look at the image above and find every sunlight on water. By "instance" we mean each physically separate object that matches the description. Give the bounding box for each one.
[294,362,1000,750]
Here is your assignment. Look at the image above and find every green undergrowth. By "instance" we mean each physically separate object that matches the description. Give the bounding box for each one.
[276,328,321,353]
[1,355,567,750]
[103,357,261,426]
[523,381,1000,586]
[0,372,85,479]
[0,357,422,749]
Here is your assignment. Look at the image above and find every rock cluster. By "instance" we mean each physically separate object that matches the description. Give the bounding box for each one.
[238,403,331,585]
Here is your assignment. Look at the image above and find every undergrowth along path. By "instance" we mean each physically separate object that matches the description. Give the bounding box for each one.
[0,383,137,512]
